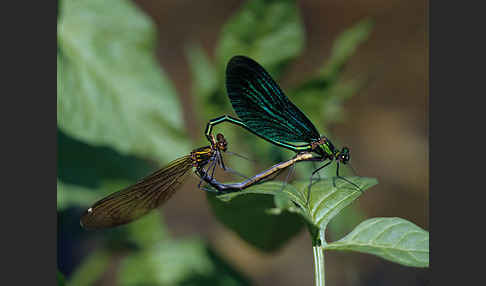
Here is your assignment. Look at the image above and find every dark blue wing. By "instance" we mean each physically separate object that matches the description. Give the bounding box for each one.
[226,55,320,143]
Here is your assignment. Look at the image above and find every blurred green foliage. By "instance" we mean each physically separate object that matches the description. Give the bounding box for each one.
[58,0,190,164]
[290,17,373,125]
[216,0,304,77]
[119,238,251,286]
[57,180,98,211]
[57,0,381,284]
[67,249,111,286]
[207,191,304,252]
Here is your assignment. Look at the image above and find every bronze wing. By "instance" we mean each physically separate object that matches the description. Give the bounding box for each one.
[80,155,194,230]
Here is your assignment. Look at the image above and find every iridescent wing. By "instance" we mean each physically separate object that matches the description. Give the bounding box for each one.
[80,156,194,230]
[226,56,320,143]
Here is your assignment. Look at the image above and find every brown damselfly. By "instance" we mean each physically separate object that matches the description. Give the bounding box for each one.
[80,134,228,230]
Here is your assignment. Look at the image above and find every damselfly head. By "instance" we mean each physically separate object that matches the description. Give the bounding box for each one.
[216,133,228,152]
[337,147,350,164]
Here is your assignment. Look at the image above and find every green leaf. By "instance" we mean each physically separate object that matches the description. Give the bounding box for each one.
[58,0,190,163]
[295,177,377,231]
[68,249,111,286]
[119,238,251,286]
[207,182,304,252]
[216,0,304,76]
[57,129,155,188]
[210,177,377,247]
[325,217,429,268]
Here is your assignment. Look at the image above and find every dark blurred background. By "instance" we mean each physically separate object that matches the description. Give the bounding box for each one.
[58,0,428,285]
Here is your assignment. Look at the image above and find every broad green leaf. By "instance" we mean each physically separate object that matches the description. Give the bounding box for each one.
[68,249,111,286]
[207,182,304,252]
[216,0,304,76]
[57,53,63,99]
[210,177,377,247]
[294,177,378,233]
[57,129,155,188]
[57,0,62,20]
[119,238,251,286]
[58,0,189,163]
[325,217,429,268]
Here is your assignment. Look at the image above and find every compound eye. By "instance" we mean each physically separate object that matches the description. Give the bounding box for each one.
[218,142,227,151]
[337,154,343,162]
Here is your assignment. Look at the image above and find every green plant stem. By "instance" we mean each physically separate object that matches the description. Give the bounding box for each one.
[313,245,325,286]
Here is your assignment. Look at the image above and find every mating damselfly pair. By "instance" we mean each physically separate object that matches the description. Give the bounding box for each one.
[81,56,359,230]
